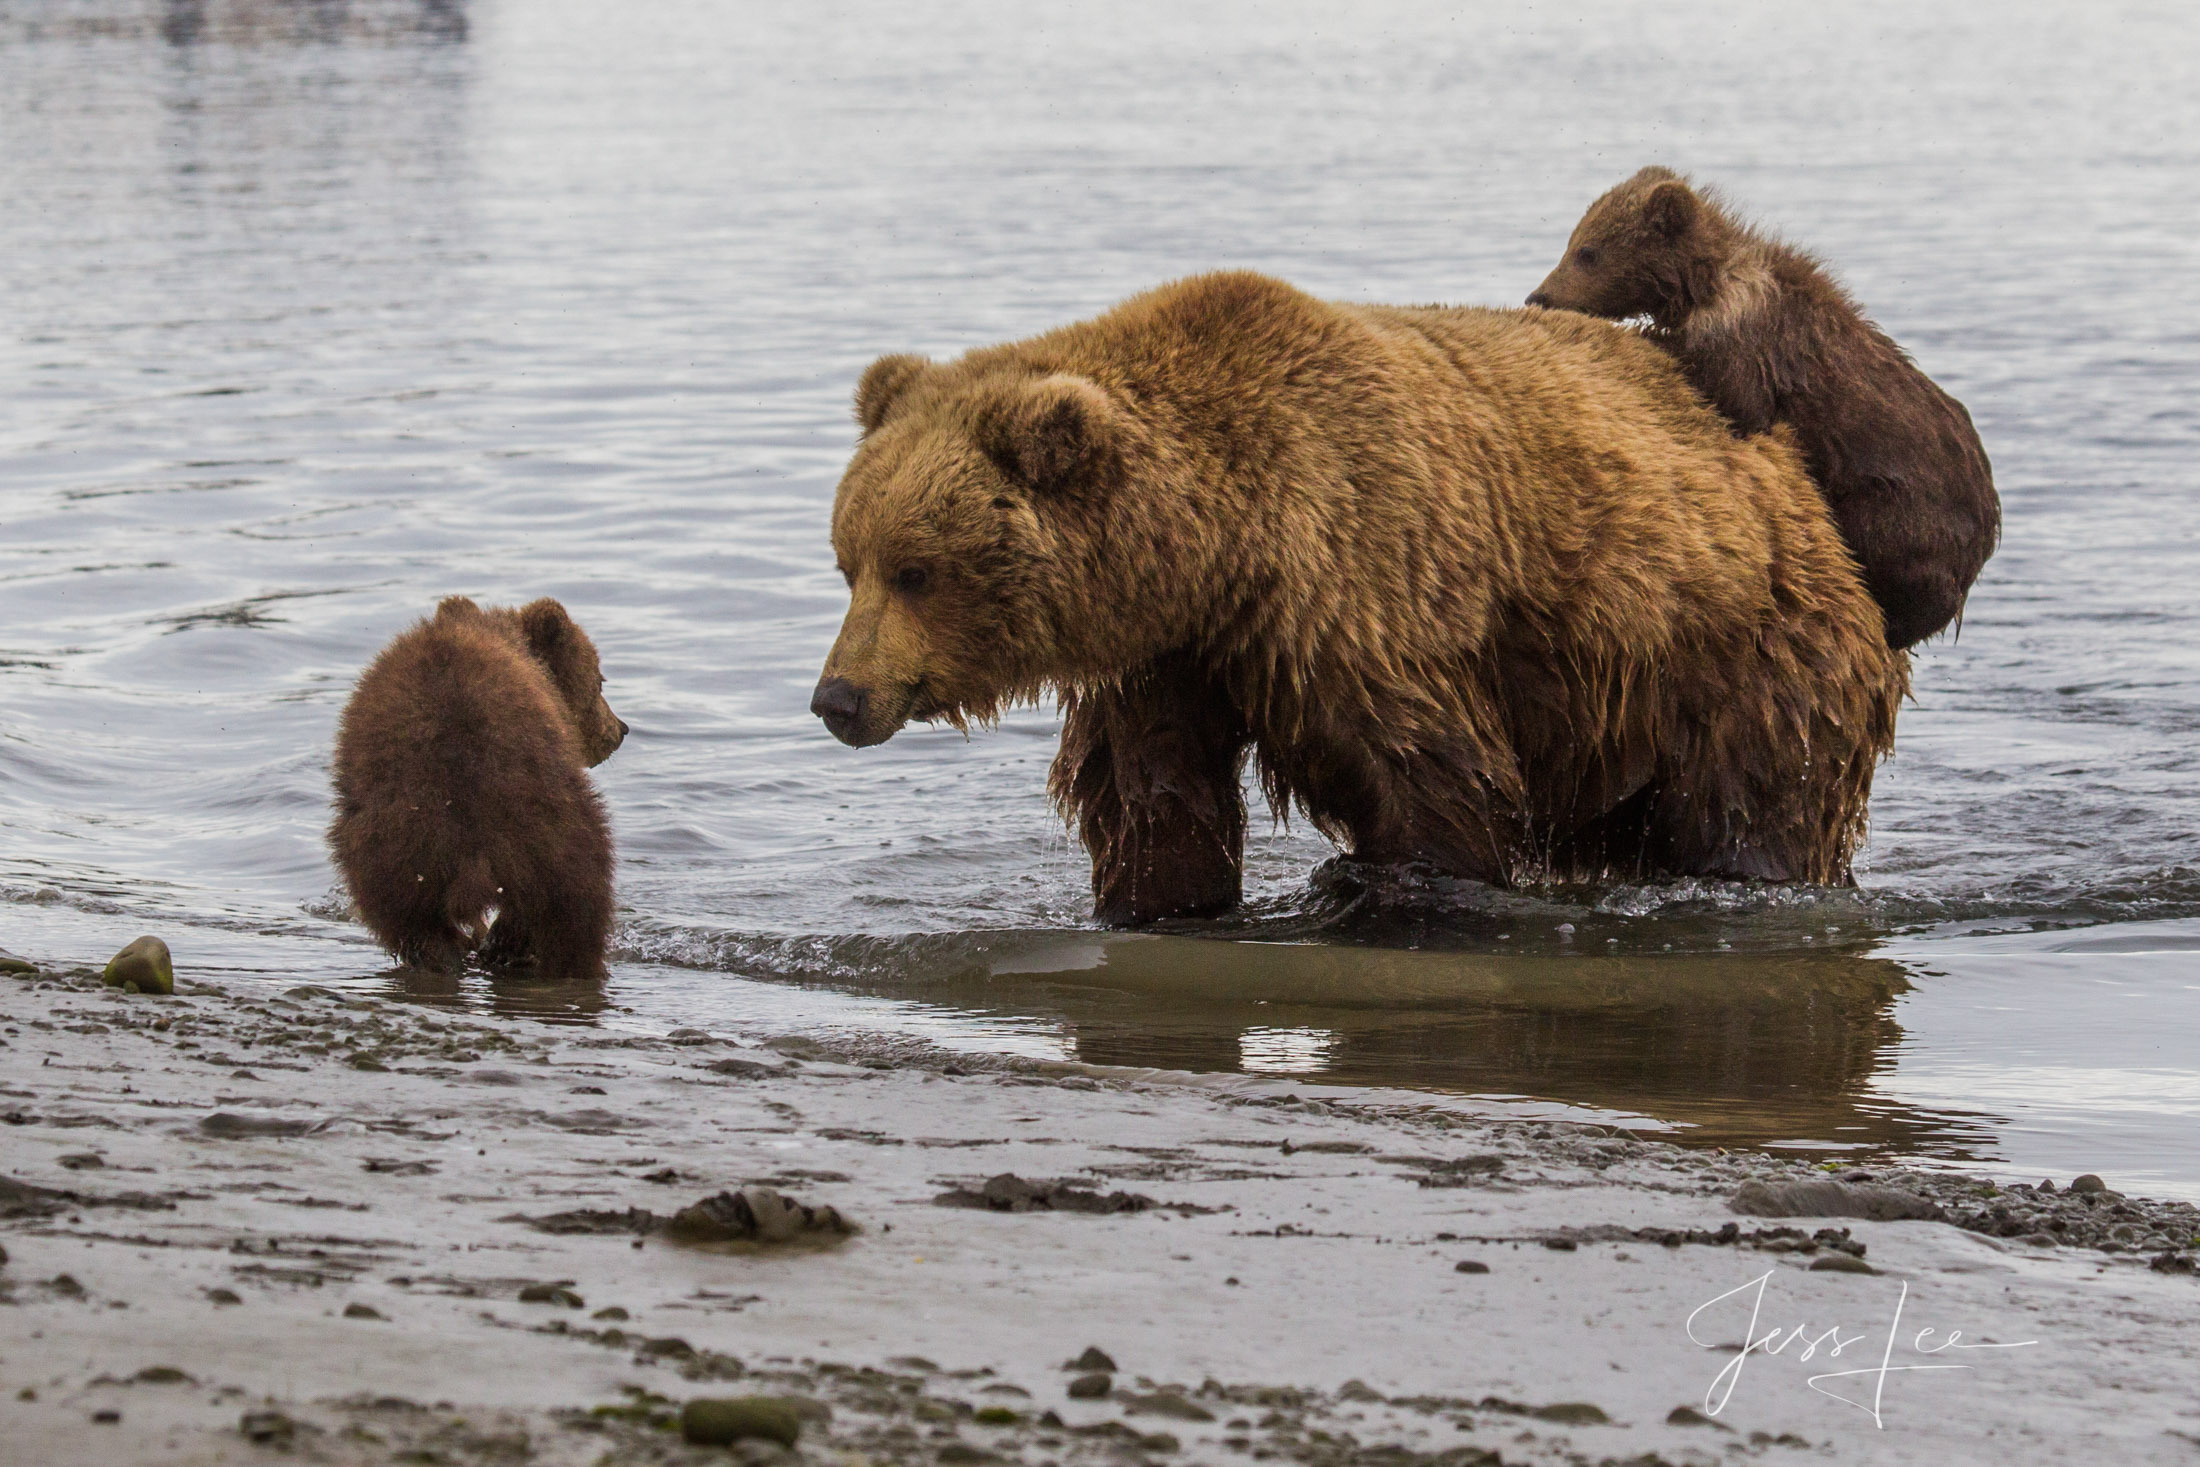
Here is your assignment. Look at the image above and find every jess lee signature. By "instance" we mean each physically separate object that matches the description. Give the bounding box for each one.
[1687,1270,2037,1428]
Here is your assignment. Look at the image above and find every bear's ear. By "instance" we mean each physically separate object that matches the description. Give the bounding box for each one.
[434,595,481,622]
[1642,179,1699,239]
[972,374,1123,496]
[517,598,575,661]
[854,353,931,435]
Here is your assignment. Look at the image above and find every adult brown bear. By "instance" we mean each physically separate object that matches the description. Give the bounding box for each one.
[812,272,1905,926]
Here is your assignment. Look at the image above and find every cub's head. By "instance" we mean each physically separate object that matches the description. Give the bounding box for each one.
[811,353,1127,747]
[1526,166,1724,324]
[440,596,628,766]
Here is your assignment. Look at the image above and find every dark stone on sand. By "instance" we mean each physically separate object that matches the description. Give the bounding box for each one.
[592,1306,629,1321]
[240,1410,297,1445]
[1541,1237,1577,1251]
[1531,1402,1610,1425]
[663,1186,853,1245]
[2150,1251,2197,1274]
[936,1173,1159,1215]
[1337,1380,1384,1403]
[133,1366,192,1385]
[57,1153,104,1170]
[519,1282,585,1307]
[1121,1392,1215,1422]
[679,1396,803,1448]
[1066,1373,1112,1399]
[1453,1260,1490,1274]
[1065,1347,1117,1372]
[92,1409,121,1423]
[101,936,174,995]
[707,1058,781,1079]
[1808,1252,1878,1274]
[1731,1178,1944,1222]
[343,1302,386,1319]
[2071,1174,2107,1194]
[199,1112,316,1139]
[207,1288,242,1306]
[1667,1405,1730,1429]
[0,948,38,975]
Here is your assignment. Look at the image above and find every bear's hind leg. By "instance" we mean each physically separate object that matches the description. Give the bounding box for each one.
[1052,656,1251,927]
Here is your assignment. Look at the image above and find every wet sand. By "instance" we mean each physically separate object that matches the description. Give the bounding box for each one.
[2,952,2196,1466]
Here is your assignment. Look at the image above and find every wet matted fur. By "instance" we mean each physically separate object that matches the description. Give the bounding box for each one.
[1528,167,1999,650]
[816,271,1907,925]
[330,596,626,978]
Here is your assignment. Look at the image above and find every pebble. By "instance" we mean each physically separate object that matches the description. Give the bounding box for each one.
[1064,1346,1117,1372]
[1066,1373,1112,1399]
[343,1303,386,1320]
[2071,1174,2107,1194]
[101,936,174,996]
[0,948,37,976]
[1454,1260,1491,1274]
[1808,1253,1878,1274]
[518,1282,584,1307]
[679,1397,803,1448]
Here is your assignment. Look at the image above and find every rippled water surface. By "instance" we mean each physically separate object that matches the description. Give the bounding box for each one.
[5,0,2199,1193]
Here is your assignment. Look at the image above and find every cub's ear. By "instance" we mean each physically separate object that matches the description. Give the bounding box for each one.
[517,597,575,658]
[854,353,931,434]
[1643,178,1700,239]
[434,595,481,621]
[972,374,1123,496]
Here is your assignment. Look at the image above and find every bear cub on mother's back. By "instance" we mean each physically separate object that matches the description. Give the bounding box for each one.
[1528,167,1999,650]
[330,596,626,980]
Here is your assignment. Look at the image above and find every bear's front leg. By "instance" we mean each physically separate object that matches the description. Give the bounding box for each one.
[1050,657,1250,927]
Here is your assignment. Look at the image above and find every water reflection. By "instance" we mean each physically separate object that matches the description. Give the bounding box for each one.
[815,932,2001,1158]
[381,964,609,1022]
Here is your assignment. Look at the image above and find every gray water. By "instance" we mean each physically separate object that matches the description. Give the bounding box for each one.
[4,0,2199,1194]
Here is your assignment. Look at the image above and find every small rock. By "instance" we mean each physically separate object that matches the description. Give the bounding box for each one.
[0,949,38,976]
[1731,1178,1943,1222]
[1532,1402,1610,1425]
[592,1306,629,1321]
[343,1302,385,1319]
[518,1282,585,1307]
[207,1288,242,1306]
[679,1397,803,1448]
[1808,1253,1877,1275]
[133,1366,192,1385]
[57,1153,103,1170]
[664,1187,853,1245]
[1337,1380,1384,1403]
[92,1409,121,1424]
[1541,1237,1577,1251]
[1667,1404,1732,1429]
[1121,1392,1215,1422]
[2070,1174,2107,1194]
[101,936,174,996]
[1453,1260,1490,1274]
[2150,1251,2197,1275]
[1064,1346,1117,1372]
[240,1410,297,1445]
[1066,1373,1112,1399]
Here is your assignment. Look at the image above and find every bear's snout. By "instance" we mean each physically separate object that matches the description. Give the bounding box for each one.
[1524,289,1555,309]
[811,676,880,746]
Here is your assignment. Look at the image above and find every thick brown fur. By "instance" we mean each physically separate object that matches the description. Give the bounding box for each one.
[815,272,1907,925]
[330,597,627,978]
[1527,167,2000,650]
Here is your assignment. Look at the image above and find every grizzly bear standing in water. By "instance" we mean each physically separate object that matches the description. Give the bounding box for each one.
[812,271,1906,926]
[330,597,627,978]
[1527,167,1999,650]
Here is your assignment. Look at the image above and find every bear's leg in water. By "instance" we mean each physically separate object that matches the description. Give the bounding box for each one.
[1050,656,1250,927]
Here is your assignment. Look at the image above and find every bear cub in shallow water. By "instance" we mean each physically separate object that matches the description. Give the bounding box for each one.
[1527,167,1999,650]
[330,596,626,979]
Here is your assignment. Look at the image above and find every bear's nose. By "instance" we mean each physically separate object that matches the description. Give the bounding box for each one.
[1525,290,1554,309]
[810,676,868,743]
[616,718,630,739]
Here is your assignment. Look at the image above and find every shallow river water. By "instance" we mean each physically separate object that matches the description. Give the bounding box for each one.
[4,0,2199,1195]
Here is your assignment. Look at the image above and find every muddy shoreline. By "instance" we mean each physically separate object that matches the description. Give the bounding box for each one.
[2,951,2196,1466]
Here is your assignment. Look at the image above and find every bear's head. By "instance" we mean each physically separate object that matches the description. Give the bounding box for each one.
[442,595,628,766]
[1525,167,1727,325]
[811,355,1130,747]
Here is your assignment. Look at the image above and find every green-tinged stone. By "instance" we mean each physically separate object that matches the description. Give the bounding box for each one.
[0,949,37,976]
[101,937,173,996]
[1808,1252,1877,1274]
[1531,1402,1610,1425]
[678,1397,802,1448]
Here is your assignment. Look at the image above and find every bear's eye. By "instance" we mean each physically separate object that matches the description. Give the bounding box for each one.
[1575,245,1601,268]
[893,565,932,596]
